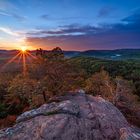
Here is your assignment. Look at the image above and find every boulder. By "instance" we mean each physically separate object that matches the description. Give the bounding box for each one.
[0,93,140,140]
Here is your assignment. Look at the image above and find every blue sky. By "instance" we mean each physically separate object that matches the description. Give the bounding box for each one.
[0,0,140,50]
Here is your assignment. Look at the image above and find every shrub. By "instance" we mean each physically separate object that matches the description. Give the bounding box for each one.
[85,69,115,101]
[7,74,36,106]
[0,104,8,118]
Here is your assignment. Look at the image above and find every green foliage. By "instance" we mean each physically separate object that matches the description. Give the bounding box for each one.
[70,56,140,97]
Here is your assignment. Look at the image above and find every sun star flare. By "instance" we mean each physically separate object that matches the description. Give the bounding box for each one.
[21,46,27,53]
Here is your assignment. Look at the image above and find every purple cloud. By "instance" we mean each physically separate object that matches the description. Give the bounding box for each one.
[26,11,140,50]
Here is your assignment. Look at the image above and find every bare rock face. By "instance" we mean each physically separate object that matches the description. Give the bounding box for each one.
[0,93,140,140]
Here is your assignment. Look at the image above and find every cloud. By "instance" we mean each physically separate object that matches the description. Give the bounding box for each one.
[122,8,140,24]
[0,27,19,36]
[40,14,49,20]
[98,6,116,18]
[0,0,26,22]
[0,10,27,22]
[26,24,105,37]
[0,11,11,16]
[40,14,88,21]
[122,14,140,23]
[12,13,27,22]
[26,11,140,50]
[0,0,17,11]
[27,33,140,50]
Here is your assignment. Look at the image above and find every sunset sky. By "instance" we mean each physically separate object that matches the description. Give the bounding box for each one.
[0,0,140,50]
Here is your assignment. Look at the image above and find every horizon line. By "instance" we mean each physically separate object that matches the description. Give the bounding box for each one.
[0,48,140,52]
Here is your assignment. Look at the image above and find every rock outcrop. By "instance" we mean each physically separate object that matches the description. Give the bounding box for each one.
[0,93,140,140]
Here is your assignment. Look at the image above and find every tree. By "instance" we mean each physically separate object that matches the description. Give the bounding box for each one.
[29,47,64,80]
[29,47,85,98]
[36,48,45,57]
[114,77,140,126]
[85,69,115,101]
[46,47,64,61]
[0,73,13,102]
[33,60,85,97]
[114,77,139,107]
[7,74,36,106]
[134,81,140,97]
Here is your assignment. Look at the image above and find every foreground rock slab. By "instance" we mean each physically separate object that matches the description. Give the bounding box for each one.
[0,93,140,140]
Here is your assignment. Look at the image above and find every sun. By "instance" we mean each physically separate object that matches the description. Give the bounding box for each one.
[2,45,36,76]
[21,46,27,53]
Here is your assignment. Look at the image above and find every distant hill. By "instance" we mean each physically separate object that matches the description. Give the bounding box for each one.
[64,49,140,60]
[0,49,140,60]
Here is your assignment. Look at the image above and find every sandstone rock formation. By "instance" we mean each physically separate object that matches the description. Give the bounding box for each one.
[0,93,140,140]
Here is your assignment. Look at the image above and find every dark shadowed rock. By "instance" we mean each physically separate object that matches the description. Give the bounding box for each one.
[0,93,140,140]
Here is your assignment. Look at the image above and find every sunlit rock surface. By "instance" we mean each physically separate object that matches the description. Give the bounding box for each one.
[0,93,140,140]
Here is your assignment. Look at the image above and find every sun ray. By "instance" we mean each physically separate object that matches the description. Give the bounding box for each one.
[1,52,21,71]
[22,53,27,76]
[0,47,37,76]
[17,53,23,64]
[26,51,37,59]
[25,53,33,63]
